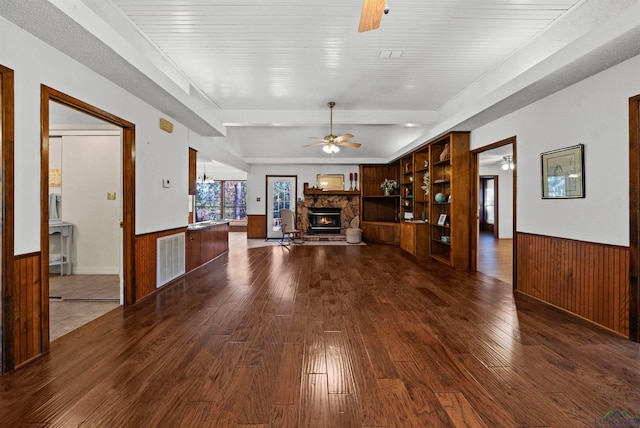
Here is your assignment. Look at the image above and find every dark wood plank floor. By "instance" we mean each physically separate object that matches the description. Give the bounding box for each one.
[477,232,512,285]
[1,243,639,427]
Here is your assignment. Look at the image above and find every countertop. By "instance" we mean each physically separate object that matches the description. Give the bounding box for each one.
[187,220,230,231]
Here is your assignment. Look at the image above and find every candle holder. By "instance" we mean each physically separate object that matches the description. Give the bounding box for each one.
[349,179,354,191]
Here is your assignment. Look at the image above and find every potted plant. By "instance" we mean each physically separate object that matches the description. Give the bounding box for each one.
[380,178,398,196]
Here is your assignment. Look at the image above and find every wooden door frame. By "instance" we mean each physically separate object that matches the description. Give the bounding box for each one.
[1,65,15,373]
[629,94,640,342]
[479,175,499,238]
[470,137,517,289]
[41,86,136,351]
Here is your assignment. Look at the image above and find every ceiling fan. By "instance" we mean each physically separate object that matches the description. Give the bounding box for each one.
[304,102,361,154]
[358,0,388,33]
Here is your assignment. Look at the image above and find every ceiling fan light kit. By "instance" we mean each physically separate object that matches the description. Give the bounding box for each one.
[303,101,362,156]
[322,144,340,154]
[501,155,515,171]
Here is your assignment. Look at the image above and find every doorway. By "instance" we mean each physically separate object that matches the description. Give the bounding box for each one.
[471,138,516,287]
[266,176,297,239]
[41,86,135,351]
[48,109,123,340]
[479,176,498,237]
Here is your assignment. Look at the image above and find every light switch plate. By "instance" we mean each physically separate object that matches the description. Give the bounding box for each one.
[107,192,116,200]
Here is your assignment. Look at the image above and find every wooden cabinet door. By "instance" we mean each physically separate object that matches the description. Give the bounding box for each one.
[186,231,202,272]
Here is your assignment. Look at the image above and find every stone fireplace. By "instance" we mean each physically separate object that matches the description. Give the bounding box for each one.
[297,186,360,236]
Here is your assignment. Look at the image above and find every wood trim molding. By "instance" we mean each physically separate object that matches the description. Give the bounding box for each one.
[41,86,136,355]
[1,65,15,373]
[629,93,640,342]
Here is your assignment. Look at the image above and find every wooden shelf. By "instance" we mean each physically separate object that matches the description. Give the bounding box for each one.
[360,163,401,242]
[428,132,471,269]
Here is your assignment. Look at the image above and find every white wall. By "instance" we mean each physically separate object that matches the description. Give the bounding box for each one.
[1,16,193,253]
[247,164,360,215]
[471,53,640,246]
[54,135,121,274]
[478,164,514,239]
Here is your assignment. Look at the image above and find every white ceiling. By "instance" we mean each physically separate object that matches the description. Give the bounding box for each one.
[3,0,640,168]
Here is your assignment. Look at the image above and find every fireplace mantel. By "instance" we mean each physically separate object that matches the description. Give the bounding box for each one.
[303,182,360,196]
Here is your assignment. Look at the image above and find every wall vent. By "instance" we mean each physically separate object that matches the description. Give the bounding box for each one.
[156,232,185,288]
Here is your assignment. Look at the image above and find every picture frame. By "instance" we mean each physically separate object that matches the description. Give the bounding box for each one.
[316,174,344,191]
[541,144,585,199]
[49,168,62,187]
[437,213,447,226]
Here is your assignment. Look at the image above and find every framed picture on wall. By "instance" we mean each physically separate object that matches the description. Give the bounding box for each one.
[316,174,344,191]
[541,144,585,199]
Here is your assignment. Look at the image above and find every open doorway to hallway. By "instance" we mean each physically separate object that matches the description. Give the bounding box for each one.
[473,139,516,285]
[48,102,122,340]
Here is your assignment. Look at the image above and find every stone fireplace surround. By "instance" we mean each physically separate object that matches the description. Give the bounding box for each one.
[296,192,360,237]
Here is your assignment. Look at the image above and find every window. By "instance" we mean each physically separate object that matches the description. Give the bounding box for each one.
[195,180,247,222]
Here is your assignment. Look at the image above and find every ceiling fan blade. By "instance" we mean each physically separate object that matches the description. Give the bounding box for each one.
[303,142,327,148]
[334,133,355,142]
[337,141,362,148]
[308,136,329,142]
[358,0,386,33]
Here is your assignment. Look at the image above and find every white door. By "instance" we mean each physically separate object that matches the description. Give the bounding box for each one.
[266,176,297,239]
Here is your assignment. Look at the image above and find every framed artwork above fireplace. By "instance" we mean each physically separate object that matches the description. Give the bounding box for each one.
[316,174,344,191]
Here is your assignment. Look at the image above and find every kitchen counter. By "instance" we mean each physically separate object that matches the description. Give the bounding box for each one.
[186,221,229,271]
[187,220,230,231]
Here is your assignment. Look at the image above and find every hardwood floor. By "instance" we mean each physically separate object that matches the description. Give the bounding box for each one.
[2,243,639,427]
[477,231,512,285]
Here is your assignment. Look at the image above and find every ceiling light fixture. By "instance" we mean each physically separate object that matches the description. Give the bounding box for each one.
[322,144,340,154]
[501,155,515,171]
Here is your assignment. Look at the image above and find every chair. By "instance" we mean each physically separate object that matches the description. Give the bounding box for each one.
[280,209,304,245]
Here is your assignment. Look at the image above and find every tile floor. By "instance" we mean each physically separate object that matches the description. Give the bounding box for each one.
[49,274,120,341]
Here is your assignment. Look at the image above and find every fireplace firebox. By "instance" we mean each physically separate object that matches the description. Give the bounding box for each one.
[308,208,341,234]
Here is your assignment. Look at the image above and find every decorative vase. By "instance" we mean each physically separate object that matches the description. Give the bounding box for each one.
[439,143,450,161]
[384,189,390,196]
[435,192,447,203]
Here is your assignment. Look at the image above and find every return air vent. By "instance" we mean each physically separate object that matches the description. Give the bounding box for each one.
[156,232,185,288]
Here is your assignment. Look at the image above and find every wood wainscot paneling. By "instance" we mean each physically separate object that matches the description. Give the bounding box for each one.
[11,253,42,369]
[135,228,186,301]
[247,215,267,239]
[516,232,630,336]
